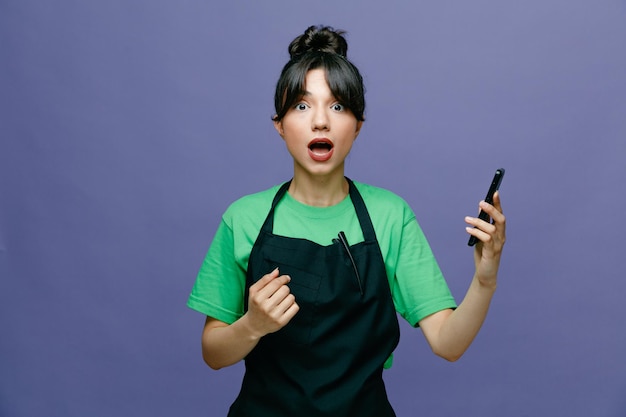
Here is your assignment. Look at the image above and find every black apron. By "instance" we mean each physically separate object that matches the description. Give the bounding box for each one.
[228,178,400,417]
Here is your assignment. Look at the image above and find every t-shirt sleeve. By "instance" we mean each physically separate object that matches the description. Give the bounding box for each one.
[392,215,457,327]
[186,218,246,324]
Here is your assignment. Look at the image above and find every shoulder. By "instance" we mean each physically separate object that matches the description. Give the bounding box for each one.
[353,181,407,204]
[222,183,284,226]
[353,181,415,223]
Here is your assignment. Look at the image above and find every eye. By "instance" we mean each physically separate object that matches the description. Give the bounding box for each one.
[331,103,345,112]
[295,103,309,111]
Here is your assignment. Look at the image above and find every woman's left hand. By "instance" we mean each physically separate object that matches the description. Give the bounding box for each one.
[464,191,506,287]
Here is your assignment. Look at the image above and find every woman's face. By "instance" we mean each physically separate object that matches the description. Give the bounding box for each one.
[274,69,363,181]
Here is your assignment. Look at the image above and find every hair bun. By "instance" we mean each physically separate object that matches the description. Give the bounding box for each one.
[288,25,348,60]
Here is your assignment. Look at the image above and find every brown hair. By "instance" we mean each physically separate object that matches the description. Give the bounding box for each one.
[273,25,365,122]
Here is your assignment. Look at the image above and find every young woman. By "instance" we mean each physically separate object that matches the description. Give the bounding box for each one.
[188,25,506,417]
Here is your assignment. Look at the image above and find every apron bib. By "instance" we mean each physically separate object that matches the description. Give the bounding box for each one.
[228,178,400,417]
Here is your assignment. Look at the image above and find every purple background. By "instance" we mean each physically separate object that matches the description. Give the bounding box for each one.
[1,1,625,416]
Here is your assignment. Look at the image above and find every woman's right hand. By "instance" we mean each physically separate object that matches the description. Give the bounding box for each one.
[201,269,299,370]
[244,268,299,339]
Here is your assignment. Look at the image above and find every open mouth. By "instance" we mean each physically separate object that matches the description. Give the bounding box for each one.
[308,138,334,162]
[308,138,333,153]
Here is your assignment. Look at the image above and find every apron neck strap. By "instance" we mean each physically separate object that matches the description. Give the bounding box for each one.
[261,180,291,234]
[345,178,377,242]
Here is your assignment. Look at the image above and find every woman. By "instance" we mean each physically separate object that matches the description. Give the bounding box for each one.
[188,25,506,416]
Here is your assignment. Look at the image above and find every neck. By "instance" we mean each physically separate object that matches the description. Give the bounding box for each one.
[288,174,348,207]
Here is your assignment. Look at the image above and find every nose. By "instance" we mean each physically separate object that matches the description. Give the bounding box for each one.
[311,107,329,131]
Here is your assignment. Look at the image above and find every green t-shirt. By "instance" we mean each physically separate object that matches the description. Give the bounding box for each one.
[188,181,457,328]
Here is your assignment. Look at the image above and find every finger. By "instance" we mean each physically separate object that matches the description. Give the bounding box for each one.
[255,274,292,300]
[278,297,299,322]
[465,224,493,244]
[489,192,506,231]
[260,293,298,331]
[275,292,297,314]
[465,216,496,236]
[264,284,293,309]
[251,267,280,290]
[478,200,505,225]
[492,191,503,212]
[481,204,505,230]
[250,268,288,293]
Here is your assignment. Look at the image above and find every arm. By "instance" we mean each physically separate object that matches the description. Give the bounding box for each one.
[201,268,299,370]
[419,192,506,362]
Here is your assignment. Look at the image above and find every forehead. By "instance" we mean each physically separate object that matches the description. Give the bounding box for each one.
[302,69,332,96]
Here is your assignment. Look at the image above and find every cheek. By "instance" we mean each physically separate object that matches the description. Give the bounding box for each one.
[340,124,361,142]
[278,116,306,136]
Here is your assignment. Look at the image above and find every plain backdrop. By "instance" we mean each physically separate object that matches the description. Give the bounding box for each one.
[1,1,625,416]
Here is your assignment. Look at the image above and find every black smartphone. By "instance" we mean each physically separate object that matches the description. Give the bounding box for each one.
[468,168,505,246]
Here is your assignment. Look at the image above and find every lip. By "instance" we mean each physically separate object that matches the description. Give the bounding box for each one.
[307,138,334,162]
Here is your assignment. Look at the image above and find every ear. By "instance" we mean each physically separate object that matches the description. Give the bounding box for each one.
[273,118,284,138]
[354,120,363,139]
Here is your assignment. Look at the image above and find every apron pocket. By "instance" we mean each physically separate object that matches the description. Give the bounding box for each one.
[262,256,321,346]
